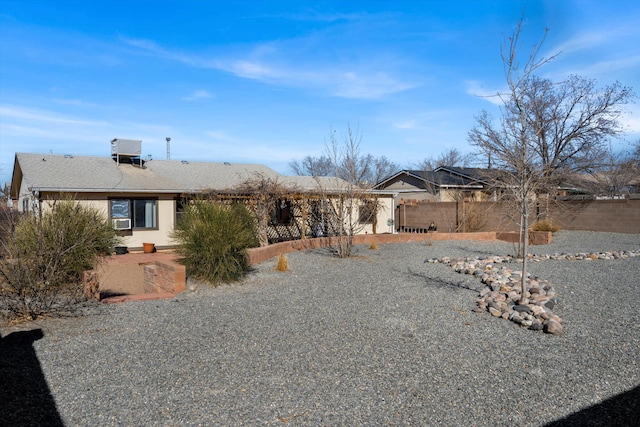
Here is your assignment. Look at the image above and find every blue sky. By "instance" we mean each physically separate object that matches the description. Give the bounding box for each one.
[1,0,639,185]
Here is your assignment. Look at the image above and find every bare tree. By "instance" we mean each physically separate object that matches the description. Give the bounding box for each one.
[521,75,634,188]
[289,155,334,177]
[633,139,640,166]
[468,18,634,303]
[415,148,471,171]
[468,20,559,304]
[582,145,640,198]
[367,155,399,186]
[290,136,399,186]
[315,125,380,258]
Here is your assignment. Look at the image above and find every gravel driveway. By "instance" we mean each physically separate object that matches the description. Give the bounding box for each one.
[2,231,639,426]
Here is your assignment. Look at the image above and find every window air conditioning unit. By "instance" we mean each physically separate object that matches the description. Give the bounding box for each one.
[113,218,131,230]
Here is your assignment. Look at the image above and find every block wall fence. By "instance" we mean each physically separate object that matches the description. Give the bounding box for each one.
[395,199,640,234]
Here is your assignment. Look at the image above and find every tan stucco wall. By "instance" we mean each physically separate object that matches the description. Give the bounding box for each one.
[16,175,31,212]
[33,192,394,252]
[359,195,394,234]
[40,192,178,250]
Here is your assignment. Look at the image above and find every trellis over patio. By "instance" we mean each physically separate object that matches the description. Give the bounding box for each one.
[190,189,391,246]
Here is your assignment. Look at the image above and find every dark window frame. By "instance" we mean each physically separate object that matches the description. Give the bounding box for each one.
[109,197,158,230]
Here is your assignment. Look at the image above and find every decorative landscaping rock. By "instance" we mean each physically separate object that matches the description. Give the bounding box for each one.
[427,249,640,334]
[489,307,502,317]
[544,319,563,335]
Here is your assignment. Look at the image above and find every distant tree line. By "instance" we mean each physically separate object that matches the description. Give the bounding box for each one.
[289,126,399,187]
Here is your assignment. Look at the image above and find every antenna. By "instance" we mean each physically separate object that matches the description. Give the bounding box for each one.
[166,137,171,160]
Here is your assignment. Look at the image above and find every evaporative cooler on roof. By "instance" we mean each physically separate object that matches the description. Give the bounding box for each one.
[111,138,142,165]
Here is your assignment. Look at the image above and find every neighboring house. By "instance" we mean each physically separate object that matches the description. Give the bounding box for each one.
[558,170,640,200]
[373,166,496,205]
[10,141,393,250]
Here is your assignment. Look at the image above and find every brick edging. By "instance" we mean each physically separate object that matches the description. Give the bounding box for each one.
[245,231,552,265]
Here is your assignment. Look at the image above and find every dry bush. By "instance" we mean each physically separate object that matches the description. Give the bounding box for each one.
[0,208,24,258]
[531,219,560,232]
[369,242,378,250]
[461,203,488,232]
[275,254,288,272]
[0,199,120,322]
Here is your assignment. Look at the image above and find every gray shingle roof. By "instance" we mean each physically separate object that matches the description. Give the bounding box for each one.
[13,153,353,194]
[374,166,494,190]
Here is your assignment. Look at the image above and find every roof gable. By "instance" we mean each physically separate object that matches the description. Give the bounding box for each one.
[373,168,486,190]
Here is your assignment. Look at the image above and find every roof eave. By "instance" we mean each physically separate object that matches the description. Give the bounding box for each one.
[30,187,186,194]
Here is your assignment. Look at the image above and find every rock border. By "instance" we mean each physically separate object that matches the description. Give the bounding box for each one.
[426,250,640,335]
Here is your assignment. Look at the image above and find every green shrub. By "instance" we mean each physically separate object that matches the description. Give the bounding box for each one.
[172,201,258,285]
[0,199,120,321]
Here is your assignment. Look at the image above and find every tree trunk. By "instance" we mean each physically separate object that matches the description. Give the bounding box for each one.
[520,202,529,304]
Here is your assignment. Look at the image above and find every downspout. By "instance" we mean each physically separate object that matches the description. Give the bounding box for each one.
[391,193,397,234]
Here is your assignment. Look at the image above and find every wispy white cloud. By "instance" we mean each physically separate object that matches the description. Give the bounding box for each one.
[334,71,414,99]
[120,37,183,60]
[52,98,101,108]
[274,9,376,24]
[0,104,173,156]
[390,109,461,132]
[120,36,415,100]
[465,80,505,106]
[182,90,214,101]
[203,130,235,142]
[549,22,640,57]
[0,104,107,126]
[191,129,311,163]
[221,59,275,80]
[559,54,640,79]
[393,119,419,130]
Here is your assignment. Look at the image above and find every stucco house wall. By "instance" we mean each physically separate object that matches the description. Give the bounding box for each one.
[37,192,178,250]
[10,150,395,251]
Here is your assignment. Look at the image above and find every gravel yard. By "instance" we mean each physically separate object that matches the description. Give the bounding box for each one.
[2,231,639,426]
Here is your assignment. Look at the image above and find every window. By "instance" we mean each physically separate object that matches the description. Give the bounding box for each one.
[175,198,187,224]
[358,199,377,224]
[110,198,157,229]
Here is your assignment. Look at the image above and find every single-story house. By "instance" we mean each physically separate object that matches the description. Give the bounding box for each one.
[9,140,394,250]
[373,166,496,204]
